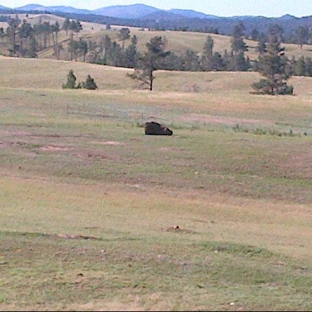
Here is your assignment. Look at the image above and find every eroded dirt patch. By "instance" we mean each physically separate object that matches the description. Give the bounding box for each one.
[91,141,126,146]
[40,145,74,152]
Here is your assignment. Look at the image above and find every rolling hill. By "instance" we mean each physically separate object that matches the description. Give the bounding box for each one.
[1,13,312,64]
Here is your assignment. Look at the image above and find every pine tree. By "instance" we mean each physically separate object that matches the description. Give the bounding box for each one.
[182,49,200,71]
[117,28,130,50]
[252,35,294,95]
[201,35,214,71]
[27,36,37,58]
[0,27,5,42]
[6,15,21,55]
[127,36,170,91]
[124,35,138,68]
[82,75,98,90]
[203,35,214,57]
[294,56,306,76]
[229,22,249,71]
[296,26,309,49]
[62,18,71,35]
[62,69,77,89]
[256,36,267,55]
[231,22,248,55]
[305,57,312,76]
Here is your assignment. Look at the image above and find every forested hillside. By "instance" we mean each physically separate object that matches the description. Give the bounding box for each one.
[1,12,312,93]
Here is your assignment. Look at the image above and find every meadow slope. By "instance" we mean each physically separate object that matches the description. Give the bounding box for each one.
[0,57,311,311]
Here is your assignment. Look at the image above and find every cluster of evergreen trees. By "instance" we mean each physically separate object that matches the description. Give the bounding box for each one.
[1,15,82,58]
[62,69,98,90]
[90,26,251,72]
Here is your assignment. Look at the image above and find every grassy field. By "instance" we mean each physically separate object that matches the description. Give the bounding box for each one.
[0,56,312,311]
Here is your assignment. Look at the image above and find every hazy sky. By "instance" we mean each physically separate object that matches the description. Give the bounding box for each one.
[1,0,311,18]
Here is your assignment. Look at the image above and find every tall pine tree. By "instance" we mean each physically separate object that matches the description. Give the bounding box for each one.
[62,69,77,89]
[252,35,293,95]
[127,36,170,91]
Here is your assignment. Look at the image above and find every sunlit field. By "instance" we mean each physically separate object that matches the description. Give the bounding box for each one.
[0,56,311,311]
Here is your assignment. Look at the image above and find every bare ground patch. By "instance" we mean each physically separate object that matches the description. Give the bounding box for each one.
[158,147,186,152]
[40,145,74,151]
[91,141,126,146]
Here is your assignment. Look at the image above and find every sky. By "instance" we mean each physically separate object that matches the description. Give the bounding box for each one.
[1,0,312,18]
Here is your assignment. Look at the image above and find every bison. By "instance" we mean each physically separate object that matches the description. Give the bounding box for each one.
[144,121,173,136]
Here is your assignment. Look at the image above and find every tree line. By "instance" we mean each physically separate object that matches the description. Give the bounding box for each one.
[0,15,82,58]
[92,23,312,81]
[1,14,312,79]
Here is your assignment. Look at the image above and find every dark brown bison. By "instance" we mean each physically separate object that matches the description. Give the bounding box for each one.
[144,121,173,136]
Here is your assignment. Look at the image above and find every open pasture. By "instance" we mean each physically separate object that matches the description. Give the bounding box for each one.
[0,57,312,311]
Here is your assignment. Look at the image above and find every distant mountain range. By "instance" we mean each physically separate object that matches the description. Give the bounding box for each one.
[0,3,301,21]
[1,2,307,40]
[0,3,244,20]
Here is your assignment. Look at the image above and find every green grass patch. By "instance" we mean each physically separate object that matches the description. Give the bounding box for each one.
[1,231,312,311]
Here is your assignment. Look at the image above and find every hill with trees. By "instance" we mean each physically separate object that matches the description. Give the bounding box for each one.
[1,11,312,94]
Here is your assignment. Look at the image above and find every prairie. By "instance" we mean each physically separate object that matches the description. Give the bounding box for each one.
[0,56,312,311]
